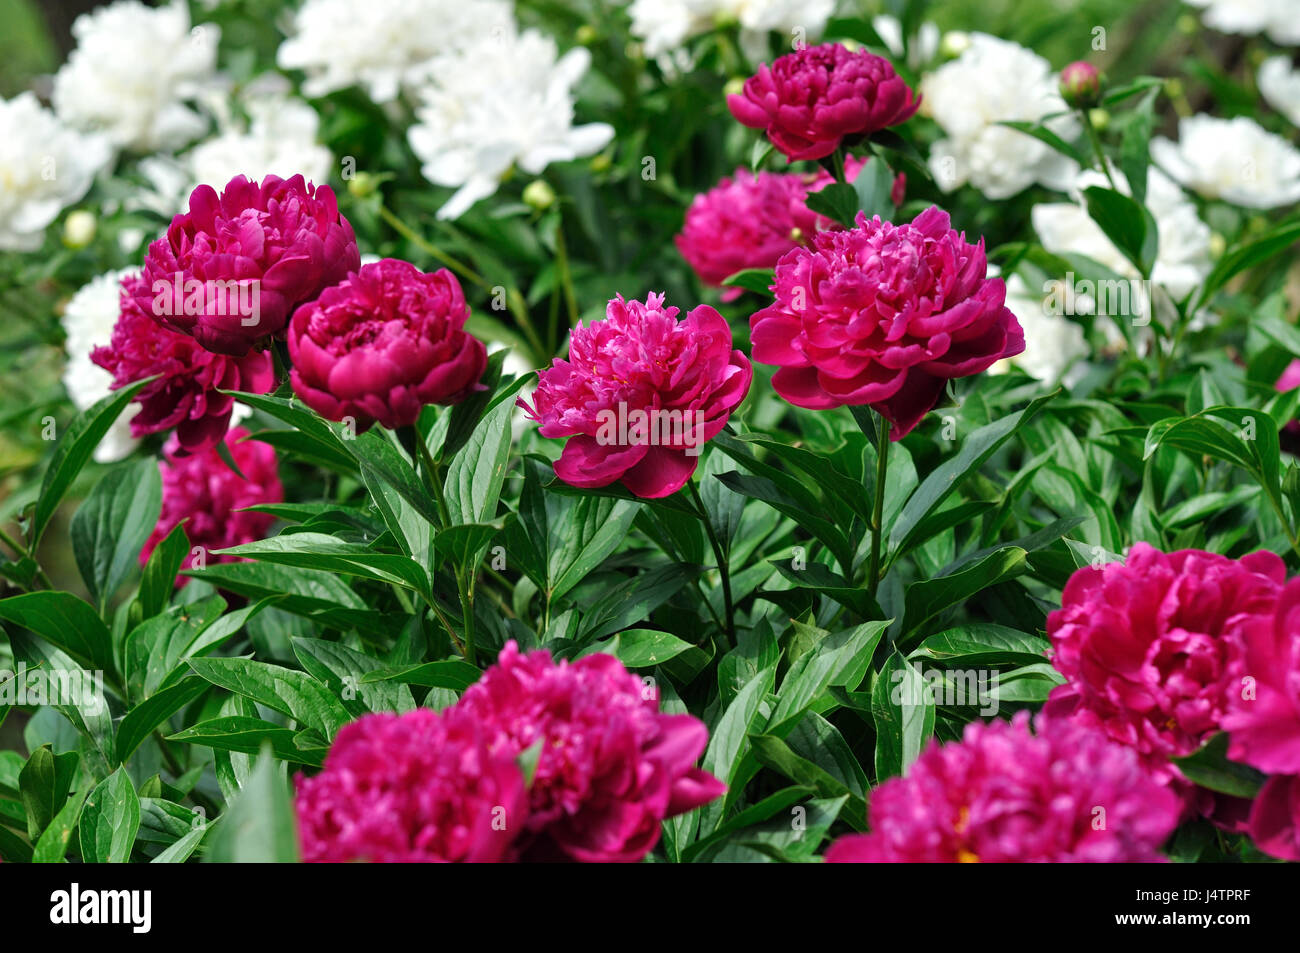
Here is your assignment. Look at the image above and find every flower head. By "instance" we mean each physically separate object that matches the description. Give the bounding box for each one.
[1221,578,1300,775]
[521,292,752,498]
[1152,115,1300,210]
[133,174,360,356]
[455,642,726,862]
[288,258,488,431]
[1247,774,1300,862]
[0,93,110,252]
[141,428,282,580]
[92,273,274,452]
[52,0,219,153]
[825,713,1181,863]
[1045,543,1287,770]
[728,42,919,161]
[1059,61,1102,108]
[675,157,903,300]
[749,206,1023,438]
[295,707,526,863]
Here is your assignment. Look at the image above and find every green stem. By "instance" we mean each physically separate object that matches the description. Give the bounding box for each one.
[553,212,579,338]
[831,147,848,187]
[378,203,487,289]
[687,479,734,643]
[867,414,891,598]
[1080,108,1119,191]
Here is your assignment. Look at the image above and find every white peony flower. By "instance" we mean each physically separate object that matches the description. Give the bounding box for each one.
[52,0,220,153]
[132,90,332,214]
[408,27,614,219]
[921,34,1079,199]
[1259,56,1300,127]
[989,272,1089,386]
[1151,114,1300,209]
[1032,165,1213,301]
[0,93,110,252]
[871,14,940,69]
[61,269,140,463]
[1184,0,1300,46]
[277,0,513,102]
[627,0,833,59]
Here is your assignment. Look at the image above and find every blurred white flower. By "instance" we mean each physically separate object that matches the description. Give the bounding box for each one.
[921,33,1079,199]
[990,272,1088,386]
[627,0,833,59]
[0,93,110,252]
[1259,56,1300,127]
[52,0,220,153]
[134,91,332,213]
[1032,165,1213,301]
[1184,0,1300,46]
[408,28,613,219]
[871,14,940,69]
[1152,115,1300,209]
[61,269,139,463]
[277,0,513,102]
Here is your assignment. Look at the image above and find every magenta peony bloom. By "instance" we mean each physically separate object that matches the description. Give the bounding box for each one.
[454,642,726,862]
[1045,543,1286,771]
[295,707,526,863]
[675,157,905,301]
[132,174,360,356]
[93,273,275,452]
[749,206,1023,438]
[520,292,752,498]
[1248,774,1300,861]
[825,713,1180,863]
[1221,578,1300,775]
[140,428,282,580]
[727,43,919,161]
[288,258,487,431]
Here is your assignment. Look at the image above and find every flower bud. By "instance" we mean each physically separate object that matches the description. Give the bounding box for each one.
[523,179,556,211]
[1059,61,1102,109]
[347,171,380,199]
[940,31,970,58]
[62,210,96,249]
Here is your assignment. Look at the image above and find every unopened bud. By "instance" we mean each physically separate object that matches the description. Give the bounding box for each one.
[347,171,379,198]
[523,179,556,211]
[940,31,970,58]
[1060,61,1102,109]
[62,210,96,249]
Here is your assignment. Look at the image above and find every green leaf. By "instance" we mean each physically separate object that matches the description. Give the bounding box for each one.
[1194,216,1300,312]
[19,745,78,842]
[31,787,88,863]
[0,591,115,674]
[1082,185,1157,277]
[151,825,206,863]
[804,182,858,228]
[70,458,161,610]
[1172,734,1265,799]
[768,621,888,734]
[137,523,188,619]
[1118,86,1159,206]
[900,548,1028,644]
[871,650,934,780]
[205,748,299,862]
[581,628,697,668]
[721,268,775,295]
[169,716,324,765]
[31,376,153,546]
[747,735,867,830]
[116,677,210,764]
[78,769,140,863]
[187,656,352,739]
[997,120,1086,165]
[699,665,777,833]
[546,496,640,603]
[443,378,525,524]
[852,154,897,221]
[292,637,415,715]
[217,532,430,597]
[360,658,481,691]
[909,624,1050,667]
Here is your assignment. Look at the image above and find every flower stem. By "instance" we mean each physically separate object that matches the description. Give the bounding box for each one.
[552,211,579,347]
[1080,109,1118,192]
[688,478,734,643]
[831,147,848,186]
[867,413,891,599]
[378,203,486,289]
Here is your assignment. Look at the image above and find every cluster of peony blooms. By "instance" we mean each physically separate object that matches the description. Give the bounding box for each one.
[93,171,494,572]
[295,642,726,862]
[1041,543,1300,860]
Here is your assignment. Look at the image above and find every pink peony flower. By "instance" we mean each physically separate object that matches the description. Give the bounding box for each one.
[520,292,752,498]
[727,43,919,161]
[1247,774,1300,861]
[749,206,1023,438]
[1221,577,1300,774]
[92,273,275,453]
[825,713,1181,863]
[288,258,487,431]
[1045,543,1286,771]
[453,642,727,862]
[1059,61,1103,109]
[675,157,904,301]
[132,174,360,356]
[295,707,526,863]
[140,428,283,580]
